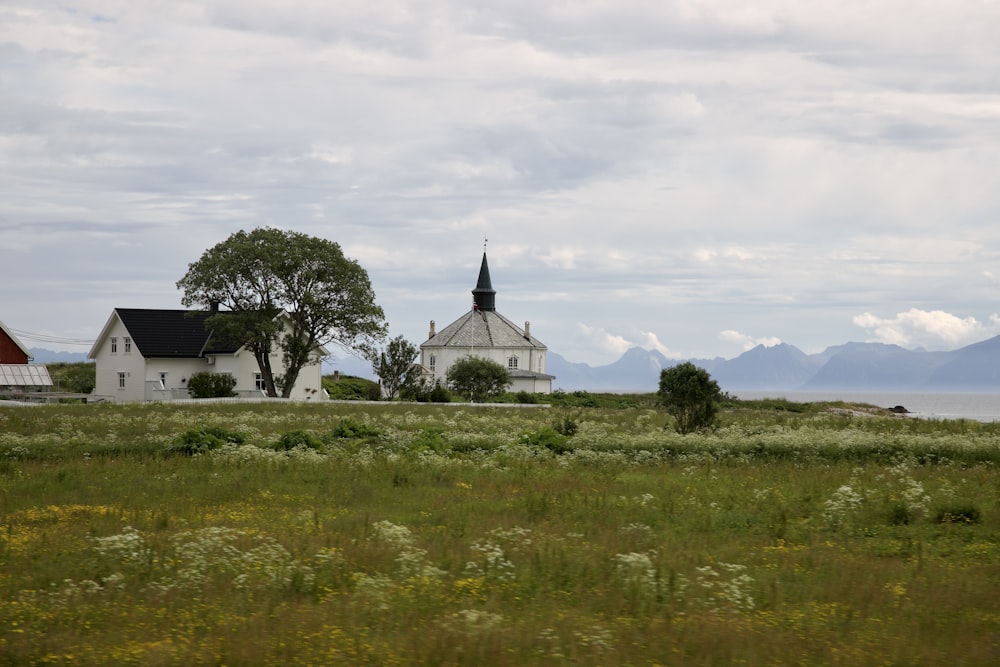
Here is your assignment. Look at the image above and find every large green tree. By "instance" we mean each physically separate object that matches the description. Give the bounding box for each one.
[446,356,511,402]
[657,362,724,434]
[177,228,387,398]
[371,335,421,400]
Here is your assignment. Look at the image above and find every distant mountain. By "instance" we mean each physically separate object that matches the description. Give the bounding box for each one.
[802,343,949,391]
[713,343,821,391]
[29,348,90,363]
[927,336,1000,389]
[550,334,1000,393]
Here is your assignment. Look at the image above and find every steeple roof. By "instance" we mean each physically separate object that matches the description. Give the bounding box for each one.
[471,252,496,311]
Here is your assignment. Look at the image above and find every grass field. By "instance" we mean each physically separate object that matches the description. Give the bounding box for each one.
[1,400,998,665]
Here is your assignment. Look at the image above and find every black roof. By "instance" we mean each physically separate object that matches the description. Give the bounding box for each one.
[472,252,496,312]
[114,309,243,358]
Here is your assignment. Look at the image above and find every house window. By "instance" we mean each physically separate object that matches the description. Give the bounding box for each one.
[117,372,126,389]
[429,355,436,371]
[124,337,132,354]
[110,337,118,354]
[255,373,266,391]
[508,356,518,369]
[159,372,167,389]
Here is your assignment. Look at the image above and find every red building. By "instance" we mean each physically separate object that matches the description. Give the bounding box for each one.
[0,320,31,364]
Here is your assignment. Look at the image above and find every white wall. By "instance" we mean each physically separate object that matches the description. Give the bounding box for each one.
[422,346,550,394]
[91,316,147,403]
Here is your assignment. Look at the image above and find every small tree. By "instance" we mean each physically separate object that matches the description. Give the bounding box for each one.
[371,335,421,400]
[187,372,238,399]
[446,357,511,402]
[657,362,723,434]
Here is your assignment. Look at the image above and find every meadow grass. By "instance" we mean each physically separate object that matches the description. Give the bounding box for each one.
[1,401,999,665]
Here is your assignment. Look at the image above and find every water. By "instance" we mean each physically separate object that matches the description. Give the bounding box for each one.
[734,391,1000,423]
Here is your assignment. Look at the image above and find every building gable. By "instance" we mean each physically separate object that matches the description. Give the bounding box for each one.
[0,319,31,364]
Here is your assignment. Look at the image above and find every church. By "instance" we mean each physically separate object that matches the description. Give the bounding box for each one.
[420,252,554,394]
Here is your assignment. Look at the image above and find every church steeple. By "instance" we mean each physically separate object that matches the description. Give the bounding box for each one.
[472,252,496,311]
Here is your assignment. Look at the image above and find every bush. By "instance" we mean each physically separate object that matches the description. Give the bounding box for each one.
[515,390,538,404]
[935,504,981,524]
[325,418,383,441]
[187,372,237,399]
[273,430,323,450]
[167,426,245,456]
[553,417,578,437]
[521,426,573,455]
[429,384,451,403]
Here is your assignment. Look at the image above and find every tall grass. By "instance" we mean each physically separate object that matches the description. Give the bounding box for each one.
[1,401,998,665]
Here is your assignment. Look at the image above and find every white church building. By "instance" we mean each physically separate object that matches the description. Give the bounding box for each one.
[420,252,554,394]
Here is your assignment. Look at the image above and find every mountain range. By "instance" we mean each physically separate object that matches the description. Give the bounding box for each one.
[31,334,1000,393]
[547,336,1000,393]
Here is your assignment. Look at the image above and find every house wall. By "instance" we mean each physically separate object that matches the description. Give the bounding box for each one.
[91,315,148,402]
[143,358,211,400]
[421,346,550,394]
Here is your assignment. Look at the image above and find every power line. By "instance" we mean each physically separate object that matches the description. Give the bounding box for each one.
[9,328,93,346]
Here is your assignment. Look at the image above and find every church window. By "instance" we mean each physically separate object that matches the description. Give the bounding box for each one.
[508,356,518,369]
[429,355,436,371]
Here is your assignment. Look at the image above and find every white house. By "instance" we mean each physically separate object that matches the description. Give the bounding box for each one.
[88,308,328,402]
[419,253,554,394]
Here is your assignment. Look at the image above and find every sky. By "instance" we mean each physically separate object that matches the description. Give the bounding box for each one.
[3,1,1000,366]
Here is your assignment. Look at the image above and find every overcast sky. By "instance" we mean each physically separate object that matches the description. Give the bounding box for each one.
[3,1,1000,366]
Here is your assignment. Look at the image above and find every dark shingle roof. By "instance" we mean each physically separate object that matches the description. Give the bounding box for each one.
[422,310,546,350]
[115,309,243,358]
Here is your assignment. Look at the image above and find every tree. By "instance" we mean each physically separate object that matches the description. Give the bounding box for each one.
[657,362,723,434]
[446,357,511,402]
[177,228,387,398]
[371,335,421,400]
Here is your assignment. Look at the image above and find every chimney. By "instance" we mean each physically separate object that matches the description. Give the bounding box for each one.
[428,320,436,338]
[524,321,531,339]
[209,301,219,315]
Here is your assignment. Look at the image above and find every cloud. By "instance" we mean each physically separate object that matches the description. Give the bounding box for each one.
[576,324,677,360]
[852,308,1000,349]
[719,330,783,351]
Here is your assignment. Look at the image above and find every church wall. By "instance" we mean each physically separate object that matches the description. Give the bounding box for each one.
[422,345,550,394]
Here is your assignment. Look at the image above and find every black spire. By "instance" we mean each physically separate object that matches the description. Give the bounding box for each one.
[472,252,496,311]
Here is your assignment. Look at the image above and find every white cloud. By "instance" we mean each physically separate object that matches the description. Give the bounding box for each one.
[852,308,1000,349]
[719,330,782,351]
[4,1,1000,364]
[576,324,678,360]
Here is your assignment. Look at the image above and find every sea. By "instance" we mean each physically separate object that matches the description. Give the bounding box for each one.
[733,391,1000,423]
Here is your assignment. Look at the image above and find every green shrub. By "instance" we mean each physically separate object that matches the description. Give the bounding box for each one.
[187,372,237,399]
[273,430,323,450]
[325,418,383,440]
[935,504,982,524]
[515,390,538,404]
[553,417,578,437]
[521,426,572,455]
[429,384,451,403]
[167,426,245,456]
[410,426,448,452]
